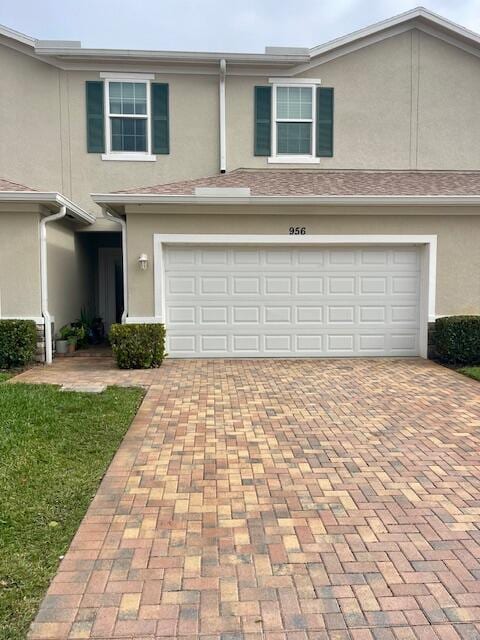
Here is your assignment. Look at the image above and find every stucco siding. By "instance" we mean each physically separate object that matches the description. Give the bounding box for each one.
[0,209,41,318]
[227,32,413,171]
[3,27,480,221]
[46,221,94,331]
[126,209,480,319]
[0,44,63,191]
[66,72,220,212]
[416,32,480,169]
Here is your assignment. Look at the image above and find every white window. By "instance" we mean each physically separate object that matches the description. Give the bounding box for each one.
[101,74,156,161]
[269,81,320,164]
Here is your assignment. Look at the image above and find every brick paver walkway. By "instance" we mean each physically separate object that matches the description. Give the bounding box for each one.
[24,358,480,640]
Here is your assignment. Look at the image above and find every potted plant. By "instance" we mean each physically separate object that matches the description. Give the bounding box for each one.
[56,326,70,354]
[74,307,93,347]
[57,325,79,354]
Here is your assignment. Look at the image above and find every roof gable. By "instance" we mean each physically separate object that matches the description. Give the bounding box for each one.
[2,7,480,71]
[287,7,480,75]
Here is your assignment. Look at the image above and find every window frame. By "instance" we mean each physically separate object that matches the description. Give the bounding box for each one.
[101,73,156,162]
[269,79,321,164]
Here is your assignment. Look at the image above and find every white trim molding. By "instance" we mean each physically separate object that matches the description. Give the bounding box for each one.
[267,156,320,164]
[153,233,437,359]
[100,72,155,80]
[92,193,480,208]
[102,76,155,162]
[269,77,321,84]
[101,153,156,162]
[125,316,163,324]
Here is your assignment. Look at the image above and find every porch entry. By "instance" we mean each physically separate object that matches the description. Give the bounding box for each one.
[98,247,123,333]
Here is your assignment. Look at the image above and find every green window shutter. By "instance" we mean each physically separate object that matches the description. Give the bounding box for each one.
[316,87,334,157]
[151,83,169,154]
[254,86,272,156]
[86,81,105,153]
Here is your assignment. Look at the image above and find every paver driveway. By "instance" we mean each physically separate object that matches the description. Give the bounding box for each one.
[26,358,480,640]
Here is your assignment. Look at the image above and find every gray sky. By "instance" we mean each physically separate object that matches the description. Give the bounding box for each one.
[1,0,480,52]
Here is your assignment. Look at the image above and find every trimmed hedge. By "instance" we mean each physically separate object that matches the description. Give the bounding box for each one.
[109,323,166,369]
[0,320,37,369]
[434,315,480,365]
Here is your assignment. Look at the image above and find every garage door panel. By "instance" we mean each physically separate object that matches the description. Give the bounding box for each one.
[328,306,355,323]
[360,276,387,295]
[232,307,260,323]
[296,306,323,323]
[264,306,292,323]
[168,306,196,324]
[164,245,421,357]
[359,306,386,323]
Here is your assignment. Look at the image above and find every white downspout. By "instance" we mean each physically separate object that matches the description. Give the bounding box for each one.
[103,207,128,323]
[219,59,227,173]
[40,206,67,364]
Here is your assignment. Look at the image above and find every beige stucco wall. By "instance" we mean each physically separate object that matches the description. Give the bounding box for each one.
[46,221,95,331]
[2,28,480,221]
[0,210,94,330]
[227,31,413,171]
[0,45,63,191]
[65,72,220,212]
[0,208,41,318]
[125,209,480,319]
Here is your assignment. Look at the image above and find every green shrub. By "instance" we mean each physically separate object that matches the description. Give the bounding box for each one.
[0,320,37,369]
[109,323,166,369]
[434,315,480,365]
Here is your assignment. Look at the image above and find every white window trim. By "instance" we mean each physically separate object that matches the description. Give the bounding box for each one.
[101,77,157,162]
[152,233,437,359]
[269,81,320,165]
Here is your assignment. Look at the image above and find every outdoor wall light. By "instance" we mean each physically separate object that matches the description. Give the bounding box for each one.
[138,253,149,270]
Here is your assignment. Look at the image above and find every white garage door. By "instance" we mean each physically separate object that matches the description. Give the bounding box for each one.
[164,245,421,357]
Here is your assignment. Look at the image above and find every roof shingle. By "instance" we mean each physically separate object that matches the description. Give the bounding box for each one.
[0,177,36,192]
[114,169,480,197]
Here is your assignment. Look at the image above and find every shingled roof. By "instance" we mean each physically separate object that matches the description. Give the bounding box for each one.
[114,169,480,197]
[0,177,36,192]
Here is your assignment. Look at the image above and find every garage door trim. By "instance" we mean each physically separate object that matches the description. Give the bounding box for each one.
[153,234,437,358]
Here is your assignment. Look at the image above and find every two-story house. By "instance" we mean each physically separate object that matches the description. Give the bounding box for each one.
[1,7,480,361]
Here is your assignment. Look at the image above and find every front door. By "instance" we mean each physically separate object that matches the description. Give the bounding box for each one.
[98,247,123,333]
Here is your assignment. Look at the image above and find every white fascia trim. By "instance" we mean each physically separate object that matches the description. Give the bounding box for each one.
[0,192,94,223]
[153,233,437,358]
[55,194,95,223]
[34,47,310,64]
[267,156,320,164]
[101,153,157,162]
[91,193,480,207]
[309,7,480,58]
[100,72,154,80]
[269,77,321,84]
[0,24,36,47]
[125,316,163,324]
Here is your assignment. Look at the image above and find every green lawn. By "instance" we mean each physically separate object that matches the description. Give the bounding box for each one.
[0,382,144,640]
[0,373,11,383]
[458,366,480,381]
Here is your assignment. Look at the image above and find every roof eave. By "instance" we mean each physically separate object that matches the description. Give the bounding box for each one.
[91,193,480,207]
[34,47,310,66]
[0,191,95,223]
[308,7,480,60]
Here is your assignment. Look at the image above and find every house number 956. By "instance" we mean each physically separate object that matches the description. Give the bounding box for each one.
[289,226,306,235]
